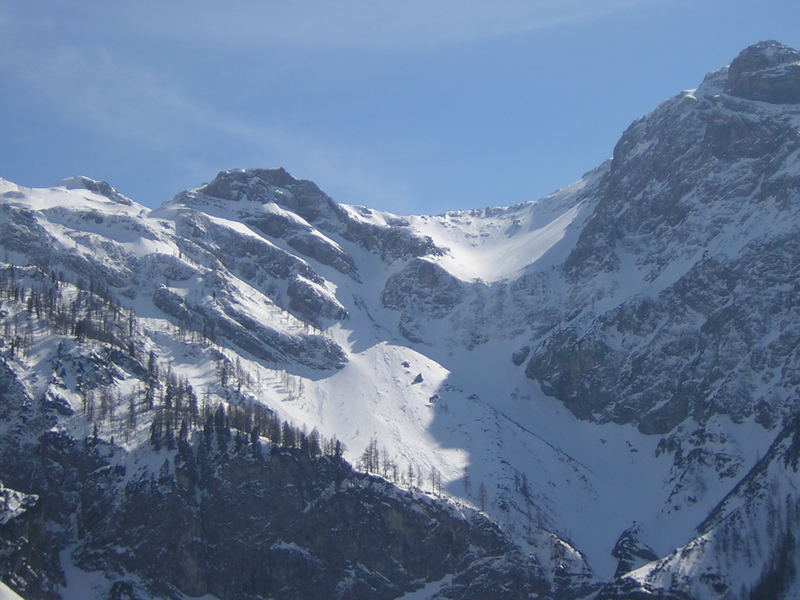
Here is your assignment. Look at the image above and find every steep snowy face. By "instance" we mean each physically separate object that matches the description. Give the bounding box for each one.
[599,417,800,600]
[399,175,598,284]
[378,166,605,346]
[0,175,349,371]
[564,44,800,286]
[527,40,800,434]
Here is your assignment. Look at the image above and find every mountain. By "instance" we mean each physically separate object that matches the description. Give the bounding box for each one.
[0,40,799,599]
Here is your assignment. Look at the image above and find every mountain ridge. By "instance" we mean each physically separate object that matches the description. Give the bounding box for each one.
[0,40,799,599]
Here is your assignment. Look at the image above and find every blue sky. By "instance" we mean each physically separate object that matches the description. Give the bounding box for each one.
[1,1,798,214]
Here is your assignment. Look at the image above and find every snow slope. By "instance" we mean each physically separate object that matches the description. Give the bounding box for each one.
[0,166,773,583]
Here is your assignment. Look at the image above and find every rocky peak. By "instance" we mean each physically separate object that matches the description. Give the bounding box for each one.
[729,40,800,75]
[55,175,134,205]
[726,40,800,103]
[197,167,339,224]
[187,167,444,267]
[199,167,297,199]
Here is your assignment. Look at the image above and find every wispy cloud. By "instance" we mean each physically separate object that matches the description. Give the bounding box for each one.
[198,0,652,49]
[13,0,655,50]
[0,29,414,207]
[0,0,656,209]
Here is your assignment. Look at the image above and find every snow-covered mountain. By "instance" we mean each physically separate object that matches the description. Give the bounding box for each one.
[1,40,800,600]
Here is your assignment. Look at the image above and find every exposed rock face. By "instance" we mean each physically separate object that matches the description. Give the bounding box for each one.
[171,208,325,284]
[199,167,339,223]
[0,362,76,599]
[192,167,444,267]
[0,483,48,600]
[0,484,38,530]
[83,450,546,600]
[726,40,800,104]
[610,525,659,578]
[286,276,349,325]
[529,233,800,433]
[564,75,800,283]
[382,258,467,343]
[526,39,800,434]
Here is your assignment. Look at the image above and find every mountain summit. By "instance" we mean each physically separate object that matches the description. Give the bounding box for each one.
[1,41,800,600]
[726,39,800,103]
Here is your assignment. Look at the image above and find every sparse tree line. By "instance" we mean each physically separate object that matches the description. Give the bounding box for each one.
[147,391,344,462]
[143,352,345,460]
[356,436,447,494]
[356,436,495,509]
[0,264,345,457]
[0,265,139,360]
[0,264,498,510]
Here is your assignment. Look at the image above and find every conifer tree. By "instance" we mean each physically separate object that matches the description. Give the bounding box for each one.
[149,412,163,450]
[478,481,488,511]
[250,426,262,458]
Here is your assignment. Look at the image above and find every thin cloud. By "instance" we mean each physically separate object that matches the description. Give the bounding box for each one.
[0,33,414,208]
[13,0,657,50]
[0,0,661,210]
[133,0,653,48]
